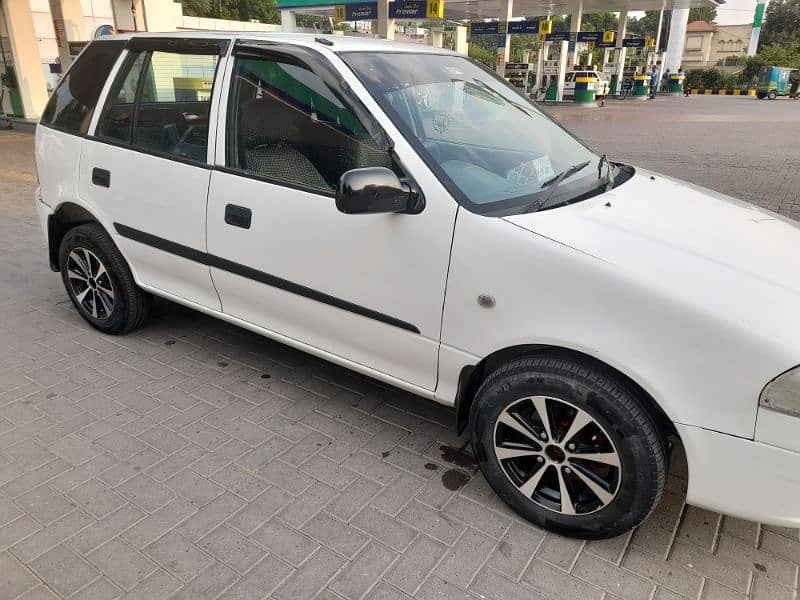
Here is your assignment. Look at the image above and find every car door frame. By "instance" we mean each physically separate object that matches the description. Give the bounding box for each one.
[78,35,231,310]
[208,38,463,398]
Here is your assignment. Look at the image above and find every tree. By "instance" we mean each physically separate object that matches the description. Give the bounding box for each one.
[627,10,670,49]
[181,0,280,23]
[579,12,618,33]
[760,0,800,47]
[468,43,495,67]
[688,7,717,23]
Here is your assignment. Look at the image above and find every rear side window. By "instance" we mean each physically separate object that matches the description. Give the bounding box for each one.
[41,40,124,135]
[96,48,219,163]
[96,52,147,143]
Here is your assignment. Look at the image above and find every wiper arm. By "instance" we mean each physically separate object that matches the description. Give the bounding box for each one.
[524,160,591,213]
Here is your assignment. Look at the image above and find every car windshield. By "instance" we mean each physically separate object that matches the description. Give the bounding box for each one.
[342,52,603,214]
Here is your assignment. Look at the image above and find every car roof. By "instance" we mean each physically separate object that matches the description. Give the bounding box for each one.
[105,31,457,55]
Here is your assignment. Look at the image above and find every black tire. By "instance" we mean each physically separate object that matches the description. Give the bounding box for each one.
[59,223,151,334]
[470,356,666,539]
[757,92,766,99]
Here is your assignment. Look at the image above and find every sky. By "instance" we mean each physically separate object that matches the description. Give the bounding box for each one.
[631,0,762,26]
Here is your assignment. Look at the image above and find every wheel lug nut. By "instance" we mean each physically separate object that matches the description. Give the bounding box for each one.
[564,467,571,474]
[567,443,576,451]
[539,433,547,441]
[537,456,544,462]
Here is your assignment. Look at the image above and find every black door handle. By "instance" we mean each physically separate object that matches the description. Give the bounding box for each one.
[225,204,252,229]
[92,168,110,188]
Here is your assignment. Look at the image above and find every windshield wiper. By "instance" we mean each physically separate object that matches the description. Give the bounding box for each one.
[524,160,591,213]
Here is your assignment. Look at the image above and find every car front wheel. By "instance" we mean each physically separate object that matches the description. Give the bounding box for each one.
[470,356,667,539]
[59,223,151,334]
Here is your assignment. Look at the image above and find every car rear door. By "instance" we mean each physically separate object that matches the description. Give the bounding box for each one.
[78,37,229,310]
[205,42,457,391]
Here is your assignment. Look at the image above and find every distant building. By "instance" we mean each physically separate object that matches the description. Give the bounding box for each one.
[682,21,752,68]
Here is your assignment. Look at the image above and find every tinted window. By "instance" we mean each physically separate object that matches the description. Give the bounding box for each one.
[97,52,147,143]
[227,55,393,193]
[41,40,124,134]
[133,51,218,161]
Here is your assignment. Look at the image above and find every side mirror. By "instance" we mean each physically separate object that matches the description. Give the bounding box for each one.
[336,167,424,215]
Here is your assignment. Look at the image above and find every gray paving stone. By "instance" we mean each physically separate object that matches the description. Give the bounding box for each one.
[227,486,294,534]
[175,492,245,541]
[70,504,145,555]
[123,569,182,600]
[572,553,655,600]
[12,509,94,562]
[385,535,447,595]
[0,551,40,599]
[536,533,584,570]
[278,480,338,528]
[165,468,224,507]
[487,522,546,579]
[273,547,346,600]
[15,485,76,525]
[215,554,293,600]
[144,530,214,582]
[435,529,497,588]
[352,507,418,552]
[122,498,195,549]
[326,477,382,522]
[197,525,265,573]
[330,541,398,600]
[523,558,604,600]
[87,538,158,590]
[168,560,238,600]
[250,518,320,566]
[28,544,100,597]
[302,511,369,559]
[398,500,464,546]
[116,474,176,513]
[67,478,127,519]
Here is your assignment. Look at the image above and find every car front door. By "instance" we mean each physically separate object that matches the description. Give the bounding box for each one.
[205,42,457,391]
[79,37,228,309]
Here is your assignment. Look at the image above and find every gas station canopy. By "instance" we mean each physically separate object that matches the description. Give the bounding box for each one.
[444,0,722,20]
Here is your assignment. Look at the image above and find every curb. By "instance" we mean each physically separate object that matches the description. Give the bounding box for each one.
[687,88,757,96]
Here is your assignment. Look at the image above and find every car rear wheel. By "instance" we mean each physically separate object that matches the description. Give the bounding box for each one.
[59,224,151,334]
[768,91,778,100]
[470,356,667,539]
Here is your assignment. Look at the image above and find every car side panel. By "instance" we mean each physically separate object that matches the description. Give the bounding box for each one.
[35,126,84,213]
[440,208,785,438]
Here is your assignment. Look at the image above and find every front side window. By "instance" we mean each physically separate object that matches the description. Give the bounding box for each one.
[226,54,393,193]
[343,52,604,214]
[41,40,124,134]
[96,47,219,162]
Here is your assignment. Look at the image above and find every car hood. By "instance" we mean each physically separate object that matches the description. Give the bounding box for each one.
[504,168,800,350]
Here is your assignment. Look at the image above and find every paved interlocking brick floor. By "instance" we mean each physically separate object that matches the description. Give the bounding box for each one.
[1,96,799,600]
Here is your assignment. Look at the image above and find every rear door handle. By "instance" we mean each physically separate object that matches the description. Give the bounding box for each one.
[92,168,110,188]
[225,204,252,229]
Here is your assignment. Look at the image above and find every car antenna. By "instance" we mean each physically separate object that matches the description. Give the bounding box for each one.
[315,37,334,46]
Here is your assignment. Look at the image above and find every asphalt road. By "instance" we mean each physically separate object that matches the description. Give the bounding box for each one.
[542,94,800,221]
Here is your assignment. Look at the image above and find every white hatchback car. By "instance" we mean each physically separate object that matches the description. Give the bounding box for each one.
[36,33,800,539]
[564,70,610,97]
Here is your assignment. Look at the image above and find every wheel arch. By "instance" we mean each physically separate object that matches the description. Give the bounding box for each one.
[47,202,102,271]
[454,344,677,443]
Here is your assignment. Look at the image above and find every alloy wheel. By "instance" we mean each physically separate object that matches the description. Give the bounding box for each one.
[66,247,115,320]
[493,395,621,515]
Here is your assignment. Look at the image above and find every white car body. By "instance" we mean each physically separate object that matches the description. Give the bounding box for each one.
[563,70,610,98]
[35,32,800,528]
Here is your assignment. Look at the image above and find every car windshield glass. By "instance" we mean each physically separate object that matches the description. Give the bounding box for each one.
[341,52,601,214]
